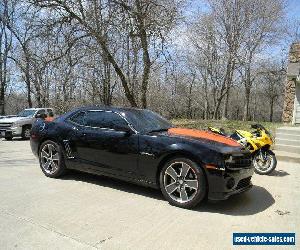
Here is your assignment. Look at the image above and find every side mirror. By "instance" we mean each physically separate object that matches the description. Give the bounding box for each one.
[35,113,47,119]
[115,126,133,135]
[124,127,134,135]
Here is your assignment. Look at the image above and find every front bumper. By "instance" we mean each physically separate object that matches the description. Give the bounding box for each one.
[0,126,22,138]
[206,166,254,200]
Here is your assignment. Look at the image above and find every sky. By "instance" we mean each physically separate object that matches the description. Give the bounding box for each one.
[287,0,300,20]
[179,0,300,62]
[262,0,300,59]
[186,0,300,20]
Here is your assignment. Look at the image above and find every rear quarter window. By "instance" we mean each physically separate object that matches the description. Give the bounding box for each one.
[69,111,86,126]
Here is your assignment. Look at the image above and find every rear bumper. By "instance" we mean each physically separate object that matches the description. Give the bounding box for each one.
[30,137,39,158]
[206,167,254,200]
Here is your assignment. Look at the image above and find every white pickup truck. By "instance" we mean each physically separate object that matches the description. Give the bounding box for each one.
[0,108,54,140]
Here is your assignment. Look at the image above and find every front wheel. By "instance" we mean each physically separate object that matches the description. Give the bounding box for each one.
[21,125,31,139]
[253,149,277,175]
[160,158,207,209]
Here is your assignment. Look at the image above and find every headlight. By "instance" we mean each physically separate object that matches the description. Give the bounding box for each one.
[11,122,19,127]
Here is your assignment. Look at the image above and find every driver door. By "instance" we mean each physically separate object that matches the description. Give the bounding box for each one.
[70,110,139,178]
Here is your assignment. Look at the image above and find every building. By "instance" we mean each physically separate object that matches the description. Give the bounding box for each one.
[282,42,300,124]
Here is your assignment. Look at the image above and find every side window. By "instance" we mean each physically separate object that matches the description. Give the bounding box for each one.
[36,109,46,115]
[85,111,128,130]
[47,109,53,114]
[47,109,54,117]
[69,111,86,126]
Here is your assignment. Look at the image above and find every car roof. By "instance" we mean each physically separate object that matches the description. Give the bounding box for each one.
[24,108,53,110]
[77,106,145,113]
[58,106,149,122]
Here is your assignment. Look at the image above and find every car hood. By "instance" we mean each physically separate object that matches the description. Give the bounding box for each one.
[0,116,29,123]
[165,127,246,154]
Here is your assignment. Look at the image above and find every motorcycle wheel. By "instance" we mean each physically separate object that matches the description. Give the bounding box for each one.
[253,149,277,175]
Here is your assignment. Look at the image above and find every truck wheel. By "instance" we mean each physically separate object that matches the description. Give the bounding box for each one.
[21,125,31,140]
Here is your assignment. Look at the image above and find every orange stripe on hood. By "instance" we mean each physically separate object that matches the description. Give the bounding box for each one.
[168,128,240,147]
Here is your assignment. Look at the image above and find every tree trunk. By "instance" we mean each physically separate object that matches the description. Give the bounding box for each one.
[186,75,195,118]
[222,87,230,119]
[0,83,5,115]
[24,61,32,108]
[26,81,32,108]
[22,46,33,108]
[213,99,222,119]
[243,87,251,121]
[34,72,42,107]
[187,82,193,118]
[136,0,151,108]
[103,52,112,106]
[222,51,235,119]
[95,35,137,107]
[242,55,254,121]
[204,100,209,119]
[140,48,150,108]
[269,98,274,122]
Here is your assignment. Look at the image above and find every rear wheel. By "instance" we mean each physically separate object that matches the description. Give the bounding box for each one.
[160,158,206,209]
[253,149,277,175]
[5,136,12,141]
[39,140,66,178]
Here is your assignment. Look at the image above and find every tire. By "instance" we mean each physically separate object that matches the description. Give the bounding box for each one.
[160,157,207,209]
[39,140,67,178]
[5,137,12,141]
[21,125,31,140]
[253,149,277,175]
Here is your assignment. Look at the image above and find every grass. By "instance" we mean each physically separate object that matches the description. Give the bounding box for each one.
[171,119,283,135]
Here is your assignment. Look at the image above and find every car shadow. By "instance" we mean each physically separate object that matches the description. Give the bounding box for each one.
[196,185,275,216]
[61,171,164,201]
[61,171,274,215]
[0,138,28,141]
[268,169,289,177]
[0,158,37,167]
[14,138,29,141]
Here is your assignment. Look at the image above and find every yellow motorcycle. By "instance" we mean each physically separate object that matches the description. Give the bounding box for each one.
[208,124,277,175]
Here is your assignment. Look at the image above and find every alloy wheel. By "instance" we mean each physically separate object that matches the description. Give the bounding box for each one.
[163,162,198,203]
[40,143,60,174]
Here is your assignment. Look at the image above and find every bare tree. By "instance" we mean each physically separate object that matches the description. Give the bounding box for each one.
[259,62,285,121]
[1,7,37,108]
[0,0,14,114]
[0,0,289,123]
[31,0,180,108]
[237,0,285,121]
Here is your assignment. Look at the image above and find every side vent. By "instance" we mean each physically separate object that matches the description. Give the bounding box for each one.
[63,140,75,159]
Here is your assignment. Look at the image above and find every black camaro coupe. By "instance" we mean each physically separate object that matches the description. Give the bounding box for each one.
[30,106,254,208]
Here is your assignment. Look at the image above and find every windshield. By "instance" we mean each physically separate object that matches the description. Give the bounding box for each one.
[17,109,37,117]
[251,124,271,136]
[123,109,172,133]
